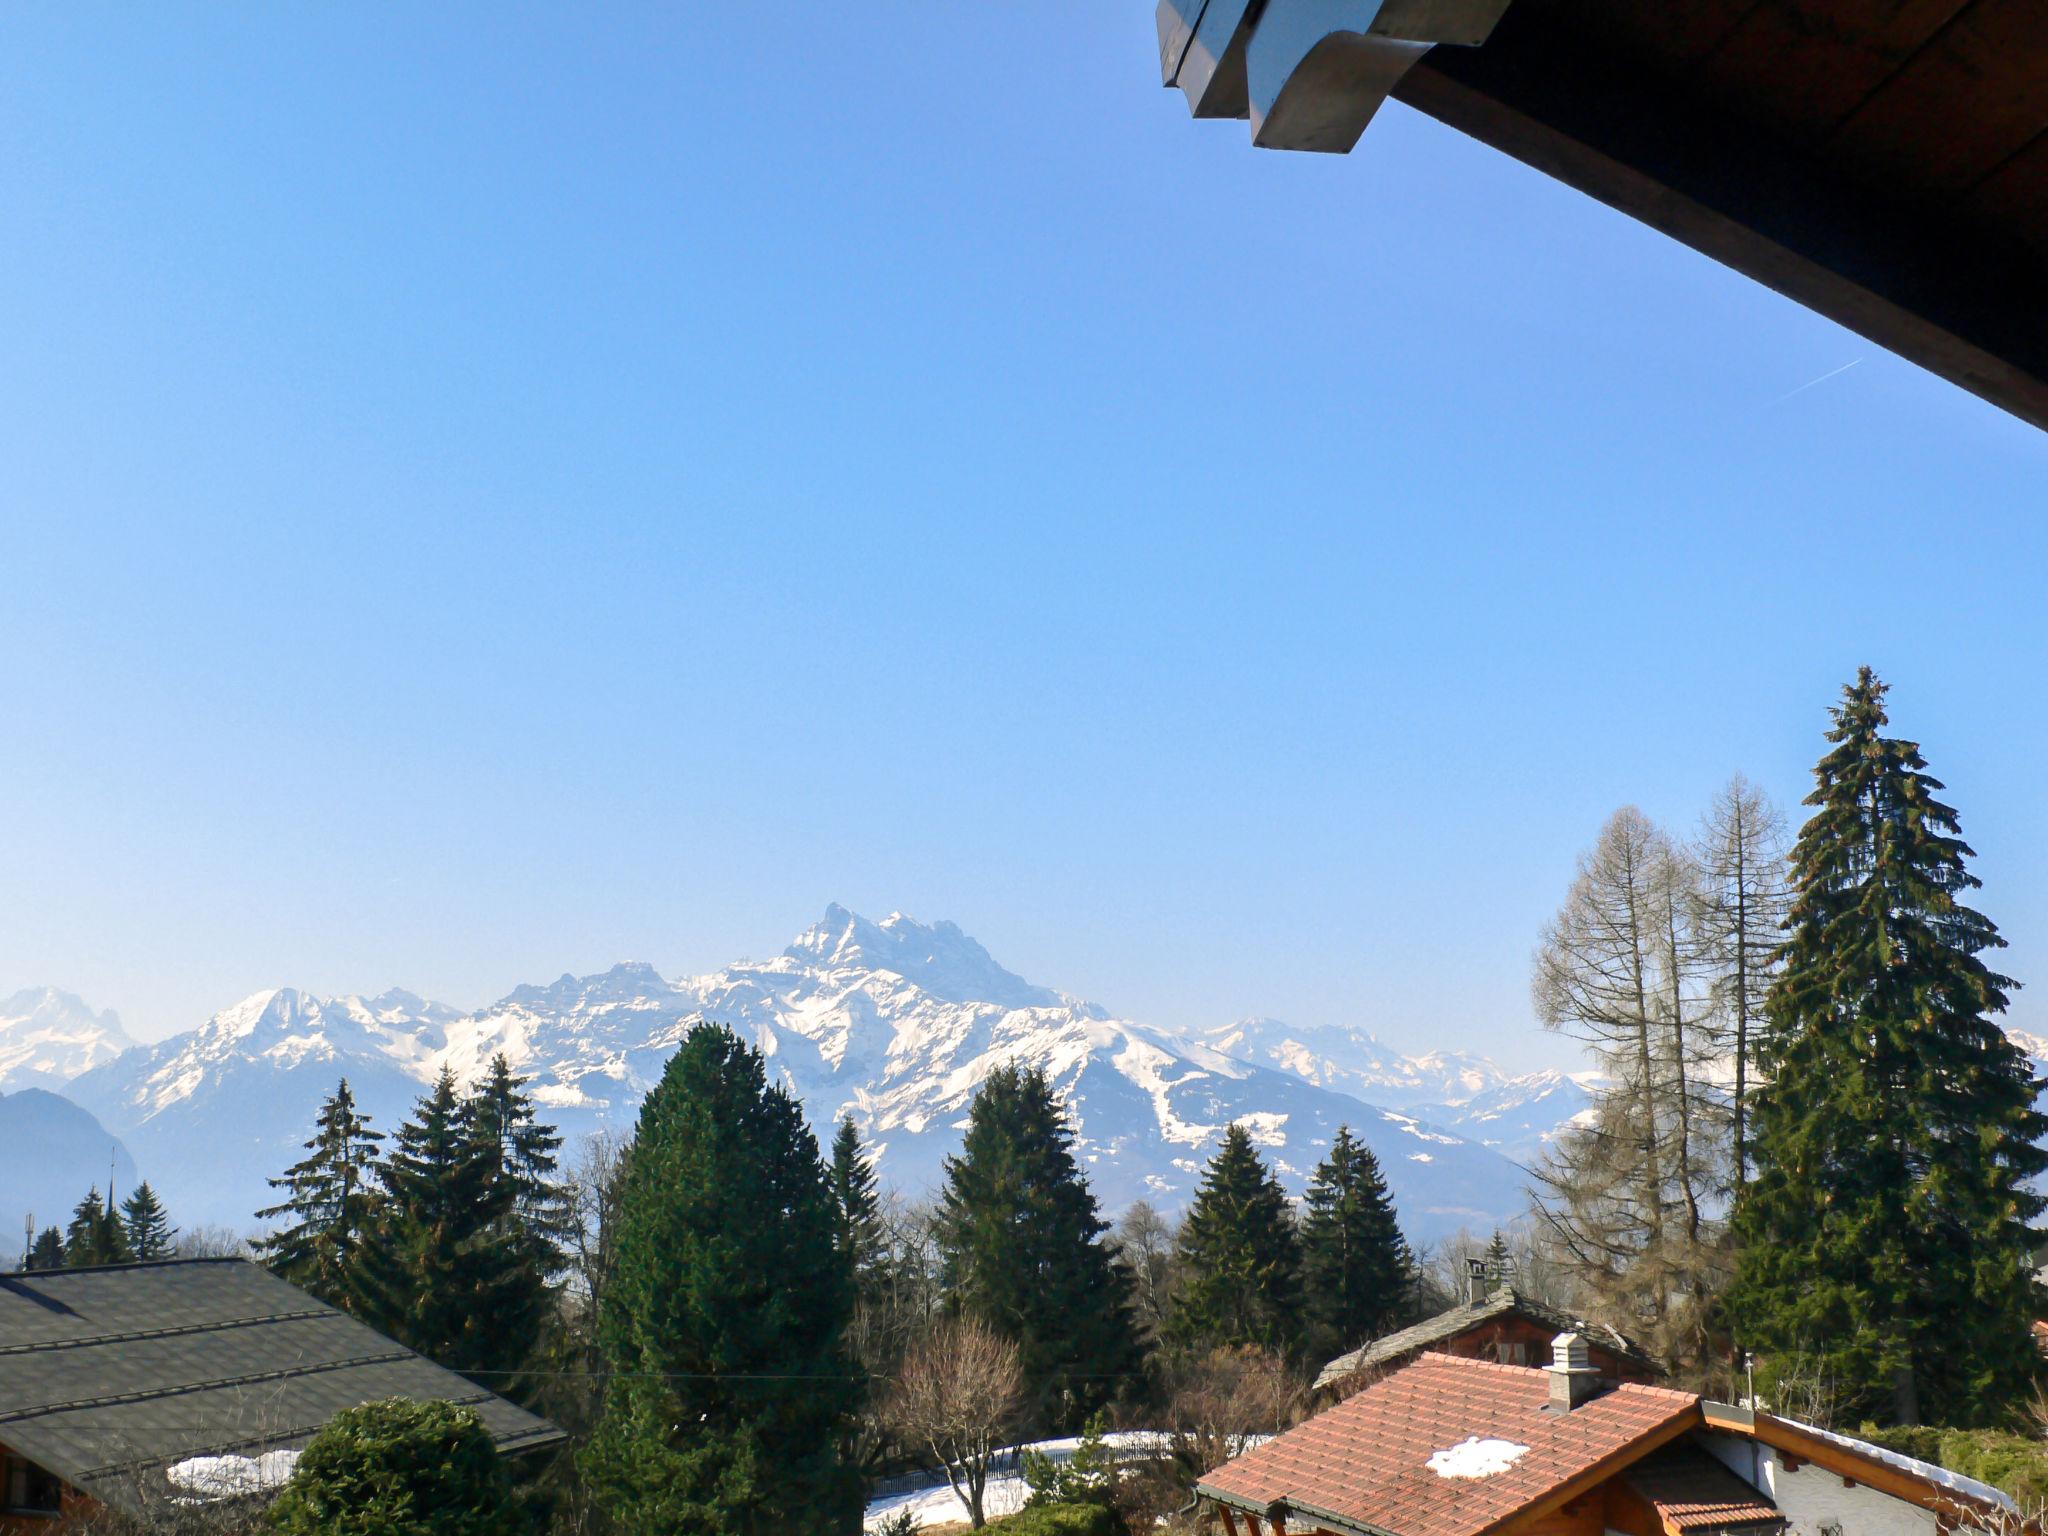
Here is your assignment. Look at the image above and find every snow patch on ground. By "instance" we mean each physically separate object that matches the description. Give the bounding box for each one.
[1427,1438,1529,1479]
[166,1450,300,1501]
[862,1433,1173,1531]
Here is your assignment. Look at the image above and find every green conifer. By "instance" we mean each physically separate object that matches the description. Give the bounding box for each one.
[63,1188,131,1266]
[461,1055,569,1401]
[1165,1124,1302,1355]
[254,1078,385,1308]
[120,1181,177,1260]
[354,1070,523,1379]
[1299,1128,1413,1359]
[1730,669,2048,1426]
[1484,1230,1512,1287]
[829,1114,887,1299]
[581,1023,861,1535]
[936,1065,1142,1429]
[26,1227,64,1271]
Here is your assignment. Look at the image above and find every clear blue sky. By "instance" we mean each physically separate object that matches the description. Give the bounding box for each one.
[3,5,2044,1064]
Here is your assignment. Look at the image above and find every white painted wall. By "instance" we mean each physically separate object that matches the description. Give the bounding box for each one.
[1699,1430,1939,1536]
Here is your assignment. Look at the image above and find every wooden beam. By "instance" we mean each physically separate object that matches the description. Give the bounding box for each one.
[1472,1406,1703,1535]
[1387,8,2048,432]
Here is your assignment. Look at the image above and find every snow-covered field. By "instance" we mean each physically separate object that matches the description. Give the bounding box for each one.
[862,1432,1173,1532]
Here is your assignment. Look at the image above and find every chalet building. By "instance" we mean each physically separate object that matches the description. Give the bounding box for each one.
[1205,1337,2031,1536]
[0,1258,563,1529]
[1315,1263,1659,1400]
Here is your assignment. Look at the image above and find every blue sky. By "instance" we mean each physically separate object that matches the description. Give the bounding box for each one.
[3,4,2044,1063]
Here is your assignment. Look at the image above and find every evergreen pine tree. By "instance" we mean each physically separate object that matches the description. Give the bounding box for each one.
[936,1065,1142,1429]
[460,1055,569,1401]
[254,1078,385,1309]
[1299,1128,1413,1359]
[26,1227,64,1271]
[354,1069,522,1379]
[1730,668,2048,1426]
[63,1188,131,1266]
[1165,1124,1302,1355]
[829,1114,887,1300]
[468,1054,575,1264]
[581,1023,861,1535]
[120,1181,177,1260]
[1484,1230,1513,1287]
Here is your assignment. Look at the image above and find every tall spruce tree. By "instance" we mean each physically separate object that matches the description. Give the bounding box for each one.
[64,1188,131,1266]
[830,1114,887,1301]
[463,1054,571,1397]
[1165,1125,1302,1355]
[354,1069,533,1382]
[26,1227,64,1271]
[1299,1129,1413,1361]
[255,1079,385,1309]
[1730,668,2048,1426]
[936,1065,1142,1429]
[121,1182,176,1260]
[582,1023,861,1535]
[1483,1230,1512,1287]
[468,1053,575,1268]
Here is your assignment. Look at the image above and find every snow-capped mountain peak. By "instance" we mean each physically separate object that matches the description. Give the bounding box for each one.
[0,986,136,1090]
[52,909,1556,1238]
[781,905,1070,1011]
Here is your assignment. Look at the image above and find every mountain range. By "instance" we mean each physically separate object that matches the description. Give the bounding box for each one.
[8,908,1599,1246]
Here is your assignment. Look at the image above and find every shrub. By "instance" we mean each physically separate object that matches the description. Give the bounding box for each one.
[1022,1414,1120,1510]
[268,1398,517,1536]
[999,1502,1121,1536]
[1852,1423,2048,1508]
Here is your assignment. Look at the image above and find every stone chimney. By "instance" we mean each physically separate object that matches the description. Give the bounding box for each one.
[1466,1257,1489,1306]
[1545,1331,1603,1412]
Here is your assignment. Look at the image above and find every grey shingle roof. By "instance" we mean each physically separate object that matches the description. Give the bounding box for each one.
[0,1258,564,1514]
[1313,1287,1659,1390]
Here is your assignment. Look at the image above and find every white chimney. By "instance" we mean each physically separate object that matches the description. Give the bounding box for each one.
[1545,1331,1603,1412]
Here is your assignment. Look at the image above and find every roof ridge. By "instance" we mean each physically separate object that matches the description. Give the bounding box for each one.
[1413,1349,1546,1378]
[3,1256,252,1279]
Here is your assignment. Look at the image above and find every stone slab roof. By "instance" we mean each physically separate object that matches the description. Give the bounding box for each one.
[1314,1287,1659,1390]
[0,1258,564,1514]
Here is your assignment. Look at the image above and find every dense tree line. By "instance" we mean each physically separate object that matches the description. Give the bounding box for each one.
[20,1178,182,1270]
[255,1057,570,1404]
[1533,669,2046,1429]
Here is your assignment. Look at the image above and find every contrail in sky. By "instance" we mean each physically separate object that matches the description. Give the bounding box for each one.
[1768,357,1861,406]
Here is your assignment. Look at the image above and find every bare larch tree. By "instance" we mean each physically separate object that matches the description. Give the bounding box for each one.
[1693,774,1790,1189]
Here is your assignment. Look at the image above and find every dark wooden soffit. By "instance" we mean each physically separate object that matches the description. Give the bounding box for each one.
[1158,0,2048,432]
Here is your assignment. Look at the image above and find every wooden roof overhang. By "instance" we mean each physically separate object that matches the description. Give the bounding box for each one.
[1700,1402,2039,1534]
[1156,0,2048,432]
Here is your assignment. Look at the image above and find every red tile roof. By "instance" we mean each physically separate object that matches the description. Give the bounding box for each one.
[1199,1352,1700,1536]
[1623,1443,1786,1532]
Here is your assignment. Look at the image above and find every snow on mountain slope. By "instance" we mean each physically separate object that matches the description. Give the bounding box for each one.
[1199,1016,1504,1111]
[56,911,1532,1242]
[1198,1018,1608,1165]
[425,909,1525,1239]
[65,988,458,1226]
[0,987,136,1090]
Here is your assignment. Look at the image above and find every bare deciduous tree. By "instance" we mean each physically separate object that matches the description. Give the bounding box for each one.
[882,1317,1026,1530]
[1694,774,1790,1189]
[1161,1346,1303,1484]
[1531,805,1730,1371]
[1111,1201,1175,1345]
